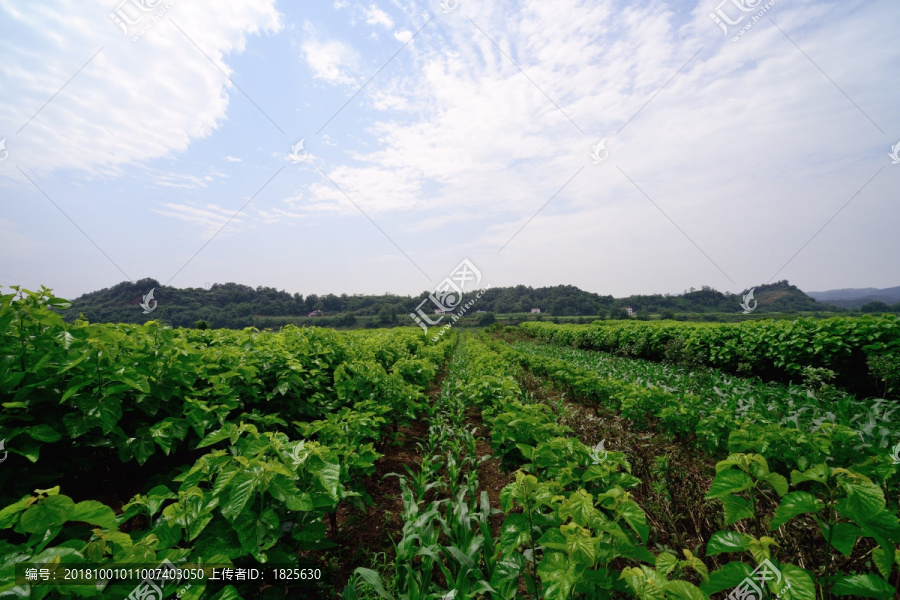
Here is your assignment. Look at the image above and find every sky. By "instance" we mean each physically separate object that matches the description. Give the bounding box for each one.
[0,0,898,301]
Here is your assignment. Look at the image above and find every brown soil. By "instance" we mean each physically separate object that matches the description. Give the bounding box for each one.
[508,340,723,562]
[324,350,455,594]
[325,418,431,593]
[465,407,515,534]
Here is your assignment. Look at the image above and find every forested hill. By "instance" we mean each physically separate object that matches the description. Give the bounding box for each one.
[47,278,836,329]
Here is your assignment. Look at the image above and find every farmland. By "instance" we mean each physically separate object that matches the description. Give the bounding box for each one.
[2,287,900,599]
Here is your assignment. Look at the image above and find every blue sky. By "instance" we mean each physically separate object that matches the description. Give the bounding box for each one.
[0,0,898,300]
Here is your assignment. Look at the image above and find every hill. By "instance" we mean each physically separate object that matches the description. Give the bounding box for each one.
[807,285,900,309]
[42,278,839,329]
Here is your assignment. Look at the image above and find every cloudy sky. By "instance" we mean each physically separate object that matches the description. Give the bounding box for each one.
[0,0,897,300]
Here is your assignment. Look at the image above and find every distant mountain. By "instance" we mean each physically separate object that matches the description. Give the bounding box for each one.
[620,280,830,315]
[807,285,900,308]
[38,277,838,329]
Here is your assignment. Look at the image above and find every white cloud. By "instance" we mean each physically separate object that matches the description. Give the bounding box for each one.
[224,155,243,162]
[393,29,413,43]
[300,21,359,85]
[0,0,282,176]
[365,5,394,28]
[276,0,899,293]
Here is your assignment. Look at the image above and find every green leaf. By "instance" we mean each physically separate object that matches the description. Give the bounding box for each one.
[770,492,823,530]
[197,427,232,449]
[701,562,753,595]
[759,472,788,497]
[221,472,256,522]
[131,436,156,466]
[706,531,752,555]
[841,480,886,516]
[490,553,526,600]
[618,499,649,543]
[770,563,816,600]
[871,546,894,580]
[352,567,395,600]
[146,485,177,516]
[655,552,678,576]
[818,522,861,557]
[97,397,123,434]
[662,580,706,600]
[20,494,74,533]
[722,494,754,525]
[499,513,532,555]
[558,489,594,527]
[69,500,118,529]
[831,573,896,599]
[790,464,828,486]
[26,424,62,443]
[706,470,753,499]
[537,551,581,600]
[0,496,35,528]
[537,528,568,552]
[564,527,595,566]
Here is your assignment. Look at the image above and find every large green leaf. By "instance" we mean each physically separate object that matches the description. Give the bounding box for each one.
[0,496,35,528]
[871,546,894,580]
[221,472,257,522]
[20,494,74,533]
[564,527,595,566]
[617,499,649,543]
[701,562,753,595]
[499,513,532,555]
[655,552,678,576]
[706,531,752,555]
[662,580,706,600]
[817,522,861,557]
[769,563,815,600]
[841,480,886,516]
[26,424,62,443]
[69,501,118,529]
[759,472,788,497]
[722,494,753,525]
[96,396,123,434]
[197,427,232,449]
[558,489,594,527]
[537,550,582,600]
[706,470,753,499]
[131,436,156,466]
[770,492,823,530]
[831,574,896,599]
